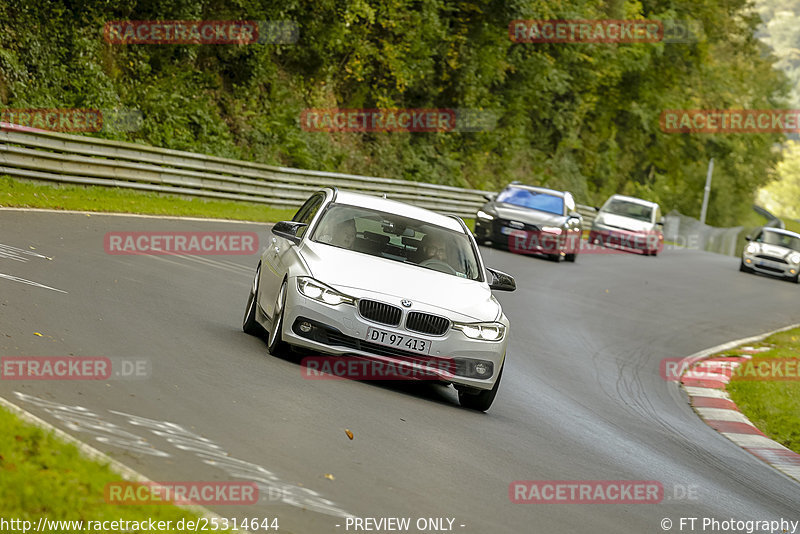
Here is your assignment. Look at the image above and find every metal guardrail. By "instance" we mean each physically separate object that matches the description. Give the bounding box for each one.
[0,122,598,223]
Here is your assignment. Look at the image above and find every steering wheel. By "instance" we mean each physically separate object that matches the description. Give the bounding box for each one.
[419,258,457,275]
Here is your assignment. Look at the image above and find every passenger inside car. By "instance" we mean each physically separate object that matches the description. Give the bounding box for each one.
[316,218,357,250]
[334,219,356,249]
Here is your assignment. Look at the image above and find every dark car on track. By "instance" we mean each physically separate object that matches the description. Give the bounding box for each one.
[473,183,583,262]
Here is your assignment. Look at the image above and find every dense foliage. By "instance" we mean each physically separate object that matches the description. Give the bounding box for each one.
[0,0,789,225]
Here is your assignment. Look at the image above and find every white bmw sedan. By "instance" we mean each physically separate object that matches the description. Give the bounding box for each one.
[243,188,516,411]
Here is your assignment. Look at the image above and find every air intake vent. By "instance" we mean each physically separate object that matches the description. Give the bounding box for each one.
[755,254,788,264]
[358,300,402,326]
[406,312,450,336]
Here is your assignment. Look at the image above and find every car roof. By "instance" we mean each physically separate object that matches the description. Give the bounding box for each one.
[503,183,567,198]
[606,194,659,208]
[331,189,464,232]
[761,227,800,238]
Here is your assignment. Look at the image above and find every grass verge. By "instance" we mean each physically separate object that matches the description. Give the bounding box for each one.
[1,176,477,228]
[726,327,800,454]
[0,176,296,223]
[0,406,231,533]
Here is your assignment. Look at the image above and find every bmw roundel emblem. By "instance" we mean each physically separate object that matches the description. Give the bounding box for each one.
[401,299,412,308]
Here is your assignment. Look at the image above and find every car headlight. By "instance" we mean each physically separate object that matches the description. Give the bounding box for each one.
[745,243,759,254]
[297,277,354,306]
[541,226,562,234]
[789,253,800,264]
[476,210,495,221]
[453,321,506,341]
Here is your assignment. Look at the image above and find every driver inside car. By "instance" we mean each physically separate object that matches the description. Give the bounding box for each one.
[419,233,448,263]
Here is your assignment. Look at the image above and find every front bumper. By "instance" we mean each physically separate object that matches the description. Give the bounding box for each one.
[475,219,566,255]
[742,252,799,278]
[589,224,662,253]
[280,279,507,390]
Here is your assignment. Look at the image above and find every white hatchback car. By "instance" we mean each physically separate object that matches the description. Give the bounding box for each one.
[243,188,516,411]
[741,227,800,283]
[589,194,664,255]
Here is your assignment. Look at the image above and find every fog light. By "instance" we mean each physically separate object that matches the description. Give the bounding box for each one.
[475,362,488,376]
[299,321,312,333]
[745,259,752,264]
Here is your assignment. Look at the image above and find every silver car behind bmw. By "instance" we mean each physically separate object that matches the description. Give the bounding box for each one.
[243,188,516,411]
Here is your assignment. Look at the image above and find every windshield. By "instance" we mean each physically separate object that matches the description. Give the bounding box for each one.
[311,204,482,281]
[496,187,564,215]
[758,230,800,252]
[601,199,653,222]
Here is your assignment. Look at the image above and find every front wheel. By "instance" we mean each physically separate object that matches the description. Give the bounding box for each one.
[268,280,289,356]
[457,367,503,412]
[739,261,753,273]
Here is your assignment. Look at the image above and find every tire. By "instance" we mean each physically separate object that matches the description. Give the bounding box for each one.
[739,261,752,273]
[458,367,503,412]
[267,280,288,356]
[547,253,561,262]
[243,265,265,336]
[791,273,799,284]
[565,252,577,262]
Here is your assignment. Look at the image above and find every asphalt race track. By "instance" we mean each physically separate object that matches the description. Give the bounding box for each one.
[1,209,798,533]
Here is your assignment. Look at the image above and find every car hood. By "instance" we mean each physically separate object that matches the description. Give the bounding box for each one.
[299,241,500,322]
[595,213,653,232]
[488,202,567,226]
[751,243,796,259]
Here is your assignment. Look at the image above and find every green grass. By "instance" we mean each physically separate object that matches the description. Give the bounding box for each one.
[1,177,477,228]
[0,406,232,533]
[785,218,800,234]
[0,176,296,223]
[726,328,800,454]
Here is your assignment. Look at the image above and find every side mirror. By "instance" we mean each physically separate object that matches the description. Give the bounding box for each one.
[656,219,664,226]
[744,235,752,241]
[486,267,516,292]
[272,221,307,245]
[567,212,582,219]
[483,192,497,202]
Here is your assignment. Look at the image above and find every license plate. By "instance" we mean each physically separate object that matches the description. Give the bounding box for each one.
[757,260,766,267]
[366,327,431,354]
[501,227,525,236]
